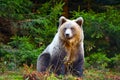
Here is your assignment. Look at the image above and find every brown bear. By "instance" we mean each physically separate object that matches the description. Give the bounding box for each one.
[37,16,84,77]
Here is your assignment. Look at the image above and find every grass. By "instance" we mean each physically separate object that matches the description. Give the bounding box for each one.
[0,71,23,80]
[83,69,120,80]
[0,68,120,80]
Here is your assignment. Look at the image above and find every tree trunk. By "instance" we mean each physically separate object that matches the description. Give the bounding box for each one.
[63,0,69,18]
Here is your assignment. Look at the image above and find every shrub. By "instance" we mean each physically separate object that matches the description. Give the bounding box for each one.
[9,36,45,66]
[0,1,64,68]
[85,52,111,69]
[72,8,120,56]
[111,54,120,72]
[0,36,45,68]
[0,0,33,20]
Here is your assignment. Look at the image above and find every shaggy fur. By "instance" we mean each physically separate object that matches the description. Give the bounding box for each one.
[58,18,84,65]
[37,16,84,77]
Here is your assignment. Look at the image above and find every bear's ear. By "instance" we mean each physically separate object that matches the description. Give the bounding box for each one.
[75,17,84,27]
[59,16,67,27]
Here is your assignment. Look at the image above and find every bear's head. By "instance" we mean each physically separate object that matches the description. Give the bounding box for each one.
[58,16,84,43]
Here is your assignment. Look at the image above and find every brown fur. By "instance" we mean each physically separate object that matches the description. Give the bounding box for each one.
[59,24,82,65]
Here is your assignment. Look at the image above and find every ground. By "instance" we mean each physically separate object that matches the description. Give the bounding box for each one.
[0,68,120,80]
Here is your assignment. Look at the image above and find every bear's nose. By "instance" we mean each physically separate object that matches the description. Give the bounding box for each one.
[65,34,70,38]
[66,34,69,37]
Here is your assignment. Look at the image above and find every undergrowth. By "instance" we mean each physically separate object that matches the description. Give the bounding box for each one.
[0,64,120,80]
[22,64,120,80]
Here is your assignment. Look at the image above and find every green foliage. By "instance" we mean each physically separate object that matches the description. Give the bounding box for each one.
[0,0,33,20]
[0,58,7,73]
[8,36,45,65]
[16,1,64,46]
[111,54,120,72]
[83,69,120,80]
[0,71,23,80]
[72,8,120,70]
[72,9,120,55]
[0,0,64,68]
[0,43,17,71]
[47,74,58,80]
[0,37,45,68]
[85,52,111,69]
[9,36,35,50]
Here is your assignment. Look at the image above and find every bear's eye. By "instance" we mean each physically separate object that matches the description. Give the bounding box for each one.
[64,28,67,31]
[71,27,74,31]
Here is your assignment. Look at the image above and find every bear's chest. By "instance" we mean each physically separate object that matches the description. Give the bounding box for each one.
[50,46,66,65]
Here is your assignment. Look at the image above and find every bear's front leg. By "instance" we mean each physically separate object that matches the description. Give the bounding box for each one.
[37,53,50,72]
[73,58,84,77]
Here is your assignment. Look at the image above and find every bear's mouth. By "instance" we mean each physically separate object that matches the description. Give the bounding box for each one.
[65,36,73,40]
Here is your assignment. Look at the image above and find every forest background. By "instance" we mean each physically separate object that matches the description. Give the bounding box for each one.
[0,0,120,80]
